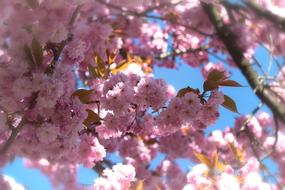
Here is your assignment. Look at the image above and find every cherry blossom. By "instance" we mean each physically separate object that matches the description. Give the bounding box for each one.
[1,0,285,189]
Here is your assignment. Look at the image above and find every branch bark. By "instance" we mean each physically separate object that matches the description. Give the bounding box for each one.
[156,46,208,60]
[243,1,285,31]
[222,1,285,31]
[202,3,285,124]
[95,0,213,37]
[0,117,27,155]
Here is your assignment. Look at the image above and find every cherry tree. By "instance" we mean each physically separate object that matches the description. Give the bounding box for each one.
[0,0,285,189]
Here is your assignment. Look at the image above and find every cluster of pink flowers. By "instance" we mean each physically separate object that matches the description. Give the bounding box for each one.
[183,157,274,190]
[92,163,136,190]
[0,58,108,168]
[88,71,224,139]
[1,0,285,189]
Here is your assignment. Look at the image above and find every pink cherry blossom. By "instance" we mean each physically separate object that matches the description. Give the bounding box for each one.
[0,0,285,189]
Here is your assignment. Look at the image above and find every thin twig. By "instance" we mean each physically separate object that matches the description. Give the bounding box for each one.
[95,0,213,37]
[156,46,208,60]
[243,0,285,31]
[272,116,280,151]
[0,117,27,155]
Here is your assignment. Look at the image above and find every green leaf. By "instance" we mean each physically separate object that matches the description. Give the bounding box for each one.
[203,80,219,91]
[219,80,242,87]
[221,94,239,113]
[31,38,43,66]
[72,89,93,104]
[23,45,35,69]
[83,109,102,127]
[207,70,225,81]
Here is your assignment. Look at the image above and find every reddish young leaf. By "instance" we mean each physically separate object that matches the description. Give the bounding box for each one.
[228,141,245,165]
[23,45,35,69]
[156,186,162,190]
[221,94,239,113]
[93,52,106,77]
[219,80,242,87]
[212,150,226,173]
[135,180,144,190]
[203,80,219,91]
[72,89,93,104]
[88,64,98,79]
[193,151,211,168]
[25,0,39,7]
[176,87,197,97]
[207,69,226,81]
[31,38,43,66]
[83,109,102,127]
[106,49,118,65]
[111,60,129,75]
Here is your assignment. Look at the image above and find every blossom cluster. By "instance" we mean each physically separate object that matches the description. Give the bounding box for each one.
[90,72,224,138]
[183,158,274,190]
[93,163,136,190]
[0,0,285,189]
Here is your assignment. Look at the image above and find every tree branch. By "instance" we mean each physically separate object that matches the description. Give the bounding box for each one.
[243,1,285,31]
[202,3,285,124]
[156,46,208,60]
[0,117,27,155]
[223,0,285,31]
[95,0,213,37]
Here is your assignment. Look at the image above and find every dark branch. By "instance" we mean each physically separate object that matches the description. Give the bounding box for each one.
[96,0,213,37]
[243,1,285,31]
[156,46,208,60]
[202,3,285,124]
[223,0,285,31]
[0,117,27,154]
